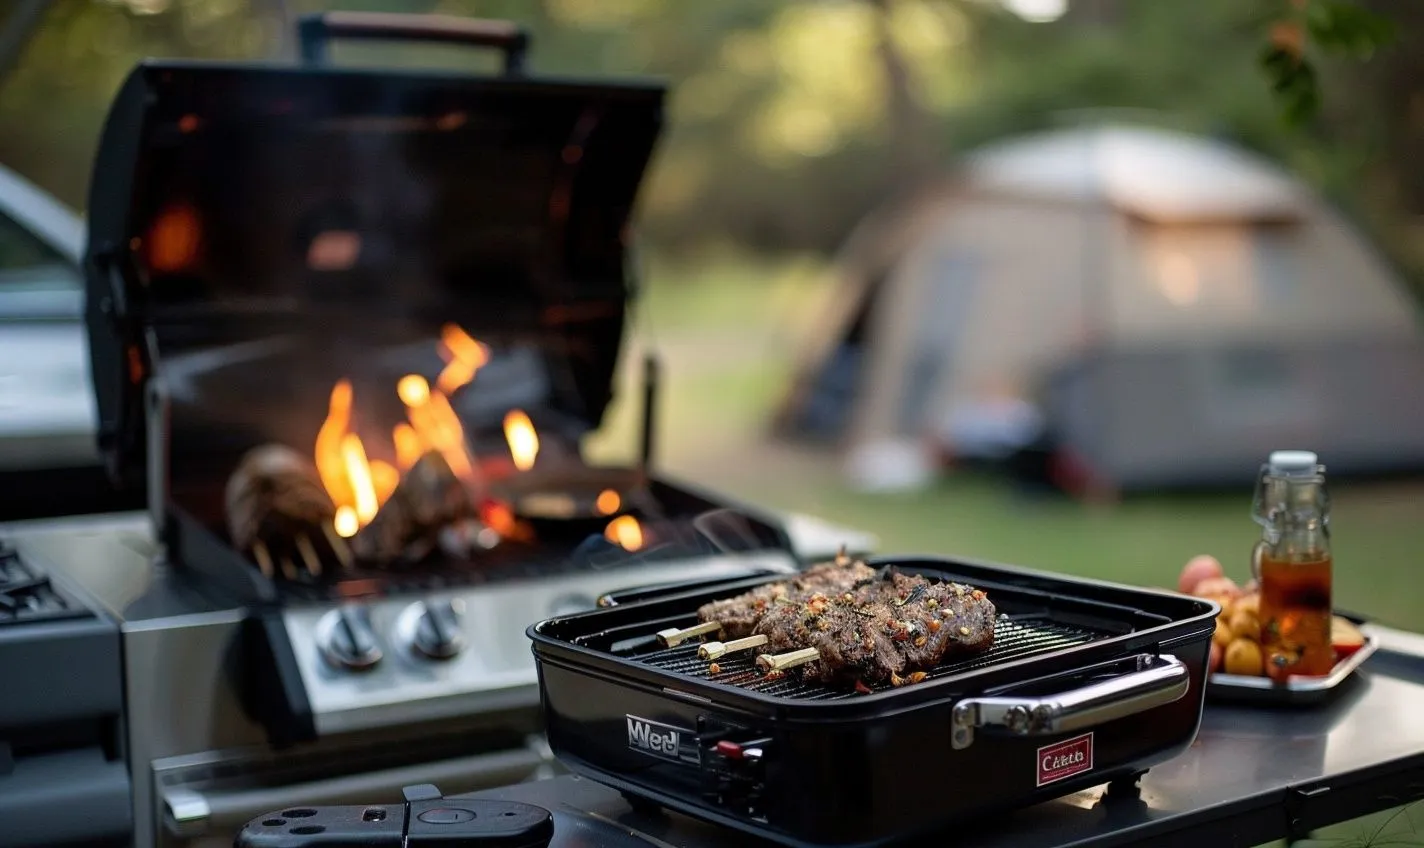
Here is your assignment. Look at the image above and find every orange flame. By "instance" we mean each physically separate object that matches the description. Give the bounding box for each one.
[316,358,484,538]
[315,380,355,512]
[398,374,476,483]
[369,460,400,505]
[147,203,202,273]
[504,410,539,471]
[334,506,359,538]
[392,423,424,471]
[437,324,490,395]
[481,500,519,538]
[604,515,644,551]
[595,489,621,515]
[341,433,379,524]
[317,379,419,536]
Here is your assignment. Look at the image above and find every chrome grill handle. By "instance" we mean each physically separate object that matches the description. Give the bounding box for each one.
[950,653,1189,750]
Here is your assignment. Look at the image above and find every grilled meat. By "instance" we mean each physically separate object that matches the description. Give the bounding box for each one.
[225,444,337,552]
[696,556,878,638]
[225,444,345,578]
[886,571,997,664]
[754,590,906,684]
[351,450,475,564]
[754,570,997,687]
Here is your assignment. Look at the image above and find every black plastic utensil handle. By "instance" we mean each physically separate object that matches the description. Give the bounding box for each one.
[297,12,529,73]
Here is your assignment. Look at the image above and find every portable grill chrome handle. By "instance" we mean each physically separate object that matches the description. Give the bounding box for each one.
[950,653,1189,750]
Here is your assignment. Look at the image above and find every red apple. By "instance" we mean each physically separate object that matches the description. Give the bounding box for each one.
[1333,616,1365,658]
[1192,576,1242,601]
[1178,555,1225,595]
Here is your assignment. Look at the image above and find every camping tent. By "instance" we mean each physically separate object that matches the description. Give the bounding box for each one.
[773,123,1424,493]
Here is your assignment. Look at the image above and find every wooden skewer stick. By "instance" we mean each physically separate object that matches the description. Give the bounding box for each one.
[756,647,821,673]
[321,524,354,570]
[656,620,721,648]
[699,634,769,661]
[295,533,323,577]
[251,541,275,578]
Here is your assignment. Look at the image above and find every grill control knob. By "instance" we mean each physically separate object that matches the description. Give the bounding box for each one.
[317,606,383,671]
[397,599,466,660]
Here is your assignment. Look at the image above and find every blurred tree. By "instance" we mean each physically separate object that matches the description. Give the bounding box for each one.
[0,0,1415,293]
[0,1,51,82]
[0,0,283,206]
[1256,0,1395,125]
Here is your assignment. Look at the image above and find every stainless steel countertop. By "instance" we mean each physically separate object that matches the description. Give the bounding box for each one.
[3,511,233,623]
[459,637,1424,847]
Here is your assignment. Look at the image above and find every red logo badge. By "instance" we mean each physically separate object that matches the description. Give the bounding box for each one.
[1036,732,1094,787]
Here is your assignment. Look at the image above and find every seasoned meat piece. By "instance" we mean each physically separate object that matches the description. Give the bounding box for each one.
[754,570,998,689]
[696,556,878,638]
[884,572,997,667]
[753,591,907,685]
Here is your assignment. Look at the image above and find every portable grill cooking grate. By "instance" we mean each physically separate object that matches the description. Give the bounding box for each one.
[604,615,1109,699]
[529,556,1219,848]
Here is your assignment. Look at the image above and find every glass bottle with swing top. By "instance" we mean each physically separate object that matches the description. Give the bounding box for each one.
[1251,450,1335,680]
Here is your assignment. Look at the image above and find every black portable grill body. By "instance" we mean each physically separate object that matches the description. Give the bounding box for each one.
[79,26,794,609]
[528,556,1218,847]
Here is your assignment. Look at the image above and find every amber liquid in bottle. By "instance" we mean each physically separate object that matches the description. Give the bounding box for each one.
[1258,549,1335,678]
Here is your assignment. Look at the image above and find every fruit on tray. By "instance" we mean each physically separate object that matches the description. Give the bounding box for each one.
[1333,616,1366,657]
[1174,555,1362,677]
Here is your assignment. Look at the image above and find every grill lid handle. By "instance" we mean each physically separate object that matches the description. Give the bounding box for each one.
[297,12,530,73]
[950,653,1189,750]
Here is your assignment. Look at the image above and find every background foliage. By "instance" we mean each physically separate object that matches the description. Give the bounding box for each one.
[0,0,1418,291]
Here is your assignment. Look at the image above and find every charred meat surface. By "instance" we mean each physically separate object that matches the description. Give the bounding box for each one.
[754,570,997,687]
[754,589,905,684]
[696,555,878,638]
[351,450,476,564]
[886,571,997,666]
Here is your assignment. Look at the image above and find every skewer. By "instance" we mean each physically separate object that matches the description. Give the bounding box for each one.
[295,533,323,577]
[656,620,721,648]
[698,634,769,661]
[321,524,354,569]
[756,647,821,673]
[252,541,275,578]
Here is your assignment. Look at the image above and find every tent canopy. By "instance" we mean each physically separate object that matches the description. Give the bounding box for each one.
[775,123,1424,491]
[964,124,1307,223]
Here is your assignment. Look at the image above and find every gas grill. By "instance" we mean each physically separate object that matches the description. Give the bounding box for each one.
[528,557,1218,847]
[13,13,818,847]
[0,538,129,847]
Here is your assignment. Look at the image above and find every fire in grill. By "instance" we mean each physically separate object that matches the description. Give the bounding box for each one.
[80,49,796,605]
[210,340,755,590]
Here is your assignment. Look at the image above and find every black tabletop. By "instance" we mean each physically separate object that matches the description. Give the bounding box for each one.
[458,641,1424,848]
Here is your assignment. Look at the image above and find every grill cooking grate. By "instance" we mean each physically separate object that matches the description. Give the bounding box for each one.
[634,615,1108,700]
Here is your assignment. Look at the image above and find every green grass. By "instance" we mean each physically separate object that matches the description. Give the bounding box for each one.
[588,253,1424,632]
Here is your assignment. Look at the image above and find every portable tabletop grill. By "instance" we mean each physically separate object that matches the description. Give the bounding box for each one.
[78,13,801,746]
[528,556,1218,848]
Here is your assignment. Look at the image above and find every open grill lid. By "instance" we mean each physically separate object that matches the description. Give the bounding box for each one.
[83,15,665,489]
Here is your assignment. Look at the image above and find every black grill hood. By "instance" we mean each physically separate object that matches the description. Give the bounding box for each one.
[83,33,665,491]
